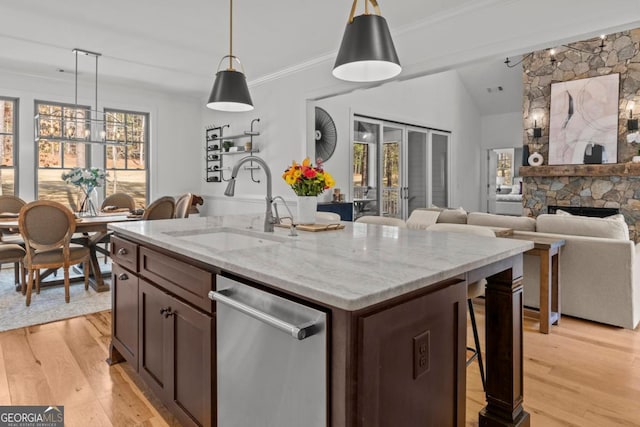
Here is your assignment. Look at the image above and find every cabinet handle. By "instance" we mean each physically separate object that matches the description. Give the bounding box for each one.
[117,273,129,281]
[160,307,174,318]
[117,248,128,255]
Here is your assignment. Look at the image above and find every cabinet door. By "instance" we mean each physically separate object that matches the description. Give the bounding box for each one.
[138,279,172,400]
[112,263,139,369]
[358,281,466,427]
[168,296,214,427]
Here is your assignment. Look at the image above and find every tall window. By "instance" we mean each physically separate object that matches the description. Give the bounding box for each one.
[35,101,90,208]
[104,109,148,208]
[0,97,17,195]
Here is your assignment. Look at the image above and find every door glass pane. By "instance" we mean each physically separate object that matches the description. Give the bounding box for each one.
[431,133,448,207]
[353,120,379,218]
[407,130,428,214]
[382,126,402,218]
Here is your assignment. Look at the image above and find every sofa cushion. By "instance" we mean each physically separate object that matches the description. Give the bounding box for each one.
[406,209,440,230]
[467,212,536,231]
[536,213,629,240]
[437,207,467,224]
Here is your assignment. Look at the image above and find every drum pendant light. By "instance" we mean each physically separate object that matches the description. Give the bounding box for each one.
[333,0,401,82]
[206,0,253,112]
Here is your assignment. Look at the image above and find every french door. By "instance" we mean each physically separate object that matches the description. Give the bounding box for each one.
[352,116,450,220]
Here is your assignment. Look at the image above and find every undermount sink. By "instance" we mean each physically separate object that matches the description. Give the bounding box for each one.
[164,227,288,251]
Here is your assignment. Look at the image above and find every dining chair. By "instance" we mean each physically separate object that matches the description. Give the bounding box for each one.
[101,192,136,212]
[0,195,26,214]
[427,223,497,391]
[174,193,193,218]
[142,196,175,220]
[0,242,26,289]
[19,200,90,306]
[355,215,407,228]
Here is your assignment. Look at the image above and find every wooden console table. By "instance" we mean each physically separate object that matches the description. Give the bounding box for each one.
[509,234,565,333]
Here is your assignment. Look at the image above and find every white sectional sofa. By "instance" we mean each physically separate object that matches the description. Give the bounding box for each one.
[413,208,640,329]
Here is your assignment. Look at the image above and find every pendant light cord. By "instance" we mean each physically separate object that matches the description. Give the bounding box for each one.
[229,0,233,70]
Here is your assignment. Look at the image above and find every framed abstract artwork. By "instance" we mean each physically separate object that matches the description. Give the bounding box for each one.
[548,74,619,165]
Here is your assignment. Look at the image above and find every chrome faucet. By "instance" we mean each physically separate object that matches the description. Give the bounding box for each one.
[272,196,297,236]
[224,156,275,232]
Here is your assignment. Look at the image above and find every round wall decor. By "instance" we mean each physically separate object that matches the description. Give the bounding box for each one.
[528,152,544,167]
[315,107,337,162]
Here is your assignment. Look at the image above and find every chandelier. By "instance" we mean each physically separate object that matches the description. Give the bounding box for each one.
[34,48,131,145]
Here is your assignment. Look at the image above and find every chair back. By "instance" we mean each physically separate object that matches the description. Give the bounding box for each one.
[355,215,406,228]
[102,193,136,211]
[0,195,26,213]
[174,193,193,218]
[19,200,76,252]
[143,196,175,220]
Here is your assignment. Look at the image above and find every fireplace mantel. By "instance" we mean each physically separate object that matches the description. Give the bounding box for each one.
[520,163,640,177]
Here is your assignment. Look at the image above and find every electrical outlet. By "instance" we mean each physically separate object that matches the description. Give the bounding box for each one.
[413,330,430,379]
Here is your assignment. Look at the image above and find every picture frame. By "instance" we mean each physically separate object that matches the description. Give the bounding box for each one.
[548,74,619,165]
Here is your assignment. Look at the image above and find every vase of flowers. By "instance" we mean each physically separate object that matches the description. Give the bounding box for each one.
[282,157,335,224]
[61,167,107,217]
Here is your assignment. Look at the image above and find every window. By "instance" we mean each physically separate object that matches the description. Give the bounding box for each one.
[104,109,148,208]
[35,101,90,208]
[0,97,17,195]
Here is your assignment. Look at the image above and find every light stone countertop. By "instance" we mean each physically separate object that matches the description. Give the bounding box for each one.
[109,215,533,311]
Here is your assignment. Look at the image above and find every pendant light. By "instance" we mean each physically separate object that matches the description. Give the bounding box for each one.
[206,0,253,112]
[333,0,401,82]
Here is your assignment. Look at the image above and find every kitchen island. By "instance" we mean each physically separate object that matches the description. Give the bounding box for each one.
[108,215,533,427]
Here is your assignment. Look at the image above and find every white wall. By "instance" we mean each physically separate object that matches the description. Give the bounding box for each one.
[0,70,202,202]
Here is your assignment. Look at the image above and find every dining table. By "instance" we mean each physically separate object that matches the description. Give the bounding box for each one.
[0,212,140,292]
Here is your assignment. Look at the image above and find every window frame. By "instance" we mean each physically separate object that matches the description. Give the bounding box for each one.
[34,99,92,200]
[0,96,19,195]
[103,107,150,205]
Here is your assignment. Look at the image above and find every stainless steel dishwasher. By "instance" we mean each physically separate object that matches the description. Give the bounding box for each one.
[210,276,327,427]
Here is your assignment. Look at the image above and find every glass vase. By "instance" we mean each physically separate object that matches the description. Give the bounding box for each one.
[78,186,99,217]
[296,196,317,225]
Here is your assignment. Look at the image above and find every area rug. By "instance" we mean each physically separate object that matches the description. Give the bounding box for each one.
[0,268,111,332]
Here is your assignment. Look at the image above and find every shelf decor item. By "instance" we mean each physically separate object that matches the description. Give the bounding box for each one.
[223,140,234,152]
[282,157,335,224]
[61,167,107,216]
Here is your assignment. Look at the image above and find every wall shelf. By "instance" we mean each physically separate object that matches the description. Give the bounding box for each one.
[520,163,640,177]
[204,118,262,183]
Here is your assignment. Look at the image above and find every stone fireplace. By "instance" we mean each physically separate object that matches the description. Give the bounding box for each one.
[519,29,640,242]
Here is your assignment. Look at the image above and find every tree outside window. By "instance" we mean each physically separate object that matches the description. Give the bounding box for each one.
[0,97,17,195]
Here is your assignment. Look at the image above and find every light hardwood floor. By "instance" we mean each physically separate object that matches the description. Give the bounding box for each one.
[0,308,638,426]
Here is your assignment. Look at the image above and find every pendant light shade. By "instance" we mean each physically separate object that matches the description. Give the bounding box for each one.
[207,60,253,112]
[206,0,253,112]
[333,0,401,82]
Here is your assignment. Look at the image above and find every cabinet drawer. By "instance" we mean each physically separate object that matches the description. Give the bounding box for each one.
[111,236,138,272]
[139,246,214,313]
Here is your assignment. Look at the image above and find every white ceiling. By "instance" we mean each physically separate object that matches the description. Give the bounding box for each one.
[1,1,638,116]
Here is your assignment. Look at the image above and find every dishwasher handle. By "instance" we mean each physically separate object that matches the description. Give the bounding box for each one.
[209,290,317,340]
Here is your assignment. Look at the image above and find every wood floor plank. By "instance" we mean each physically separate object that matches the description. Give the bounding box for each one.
[64,399,113,427]
[0,342,10,404]
[56,316,119,399]
[2,328,55,405]
[25,324,95,408]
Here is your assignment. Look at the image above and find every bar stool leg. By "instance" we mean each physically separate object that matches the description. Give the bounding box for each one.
[468,298,486,391]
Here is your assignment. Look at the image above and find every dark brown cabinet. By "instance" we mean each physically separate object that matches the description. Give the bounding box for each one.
[109,236,215,427]
[111,263,139,368]
[138,279,214,427]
